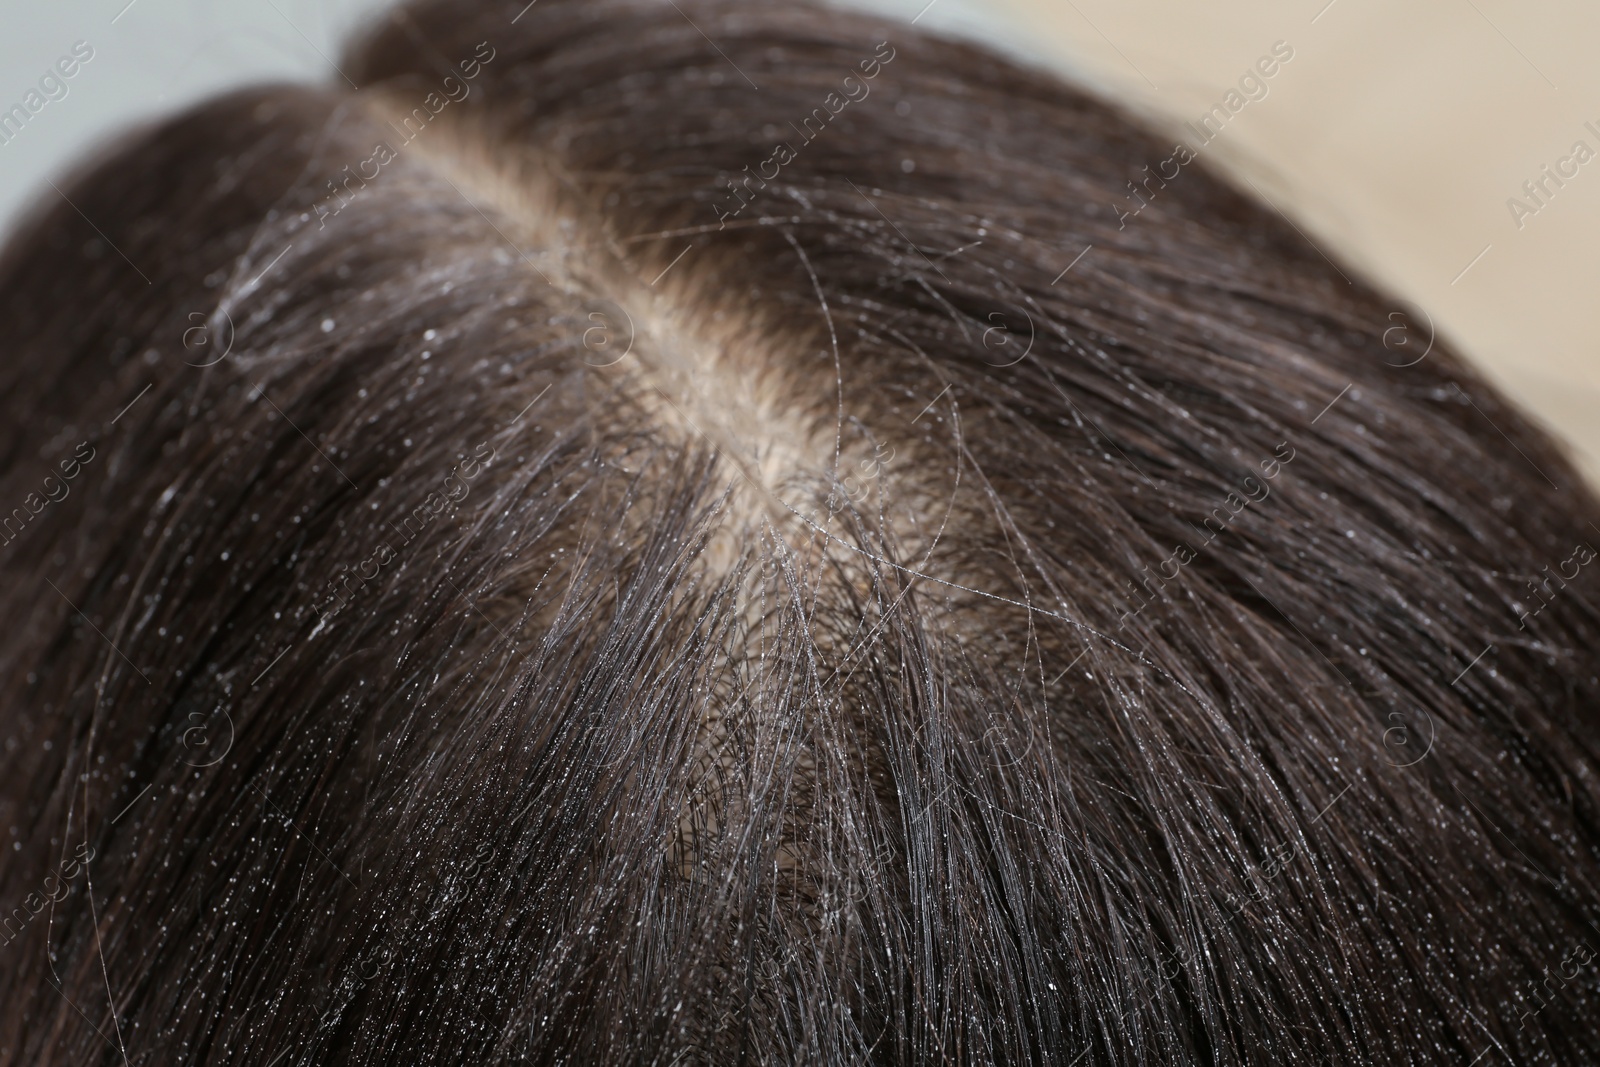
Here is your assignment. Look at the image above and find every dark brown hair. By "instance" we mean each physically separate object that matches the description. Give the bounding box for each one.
[2,0,1599,1062]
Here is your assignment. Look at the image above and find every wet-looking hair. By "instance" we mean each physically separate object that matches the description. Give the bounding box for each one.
[2,0,1599,1063]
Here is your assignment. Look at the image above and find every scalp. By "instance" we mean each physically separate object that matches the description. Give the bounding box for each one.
[0,1,1598,1064]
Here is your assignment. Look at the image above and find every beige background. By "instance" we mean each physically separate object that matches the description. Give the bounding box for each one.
[978,0,1600,484]
[0,0,1594,480]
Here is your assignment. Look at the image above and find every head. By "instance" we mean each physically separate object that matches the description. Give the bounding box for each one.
[1,0,1598,1063]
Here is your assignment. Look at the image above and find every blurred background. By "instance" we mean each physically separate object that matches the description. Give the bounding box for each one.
[1,0,1594,482]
